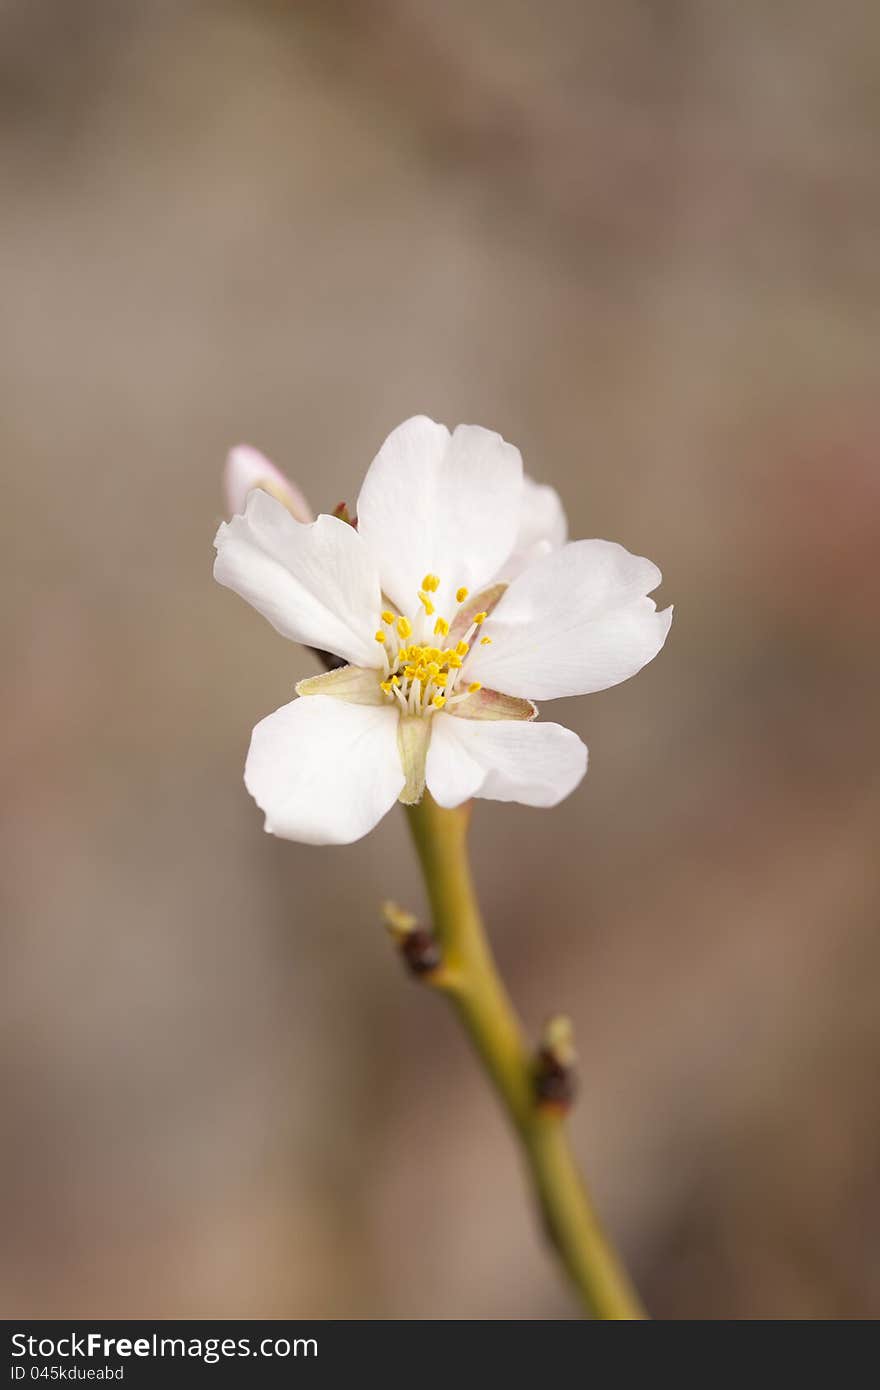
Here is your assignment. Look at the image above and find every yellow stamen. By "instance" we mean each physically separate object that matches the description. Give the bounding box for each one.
[376,585,502,716]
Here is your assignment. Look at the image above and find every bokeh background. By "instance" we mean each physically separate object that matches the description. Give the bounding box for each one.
[3,0,880,1320]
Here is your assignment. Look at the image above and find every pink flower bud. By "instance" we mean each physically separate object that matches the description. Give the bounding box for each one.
[223,445,313,523]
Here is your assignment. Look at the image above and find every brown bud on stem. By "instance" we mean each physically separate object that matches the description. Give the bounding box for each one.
[382,901,442,978]
[534,1014,578,1112]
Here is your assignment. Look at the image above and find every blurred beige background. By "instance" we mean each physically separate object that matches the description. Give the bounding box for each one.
[2,0,880,1319]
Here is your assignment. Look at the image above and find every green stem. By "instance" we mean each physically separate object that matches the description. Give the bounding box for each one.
[405,793,647,1321]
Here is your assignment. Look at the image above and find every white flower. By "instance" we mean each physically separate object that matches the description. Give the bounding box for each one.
[214,415,672,845]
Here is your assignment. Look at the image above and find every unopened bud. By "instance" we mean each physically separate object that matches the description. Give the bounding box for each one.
[223,445,314,523]
[534,1014,577,1110]
[382,901,442,977]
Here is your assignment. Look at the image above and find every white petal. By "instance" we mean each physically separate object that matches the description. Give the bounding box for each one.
[356,415,523,611]
[497,476,567,581]
[245,696,404,844]
[223,444,313,522]
[214,489,382,667]
[465,539,672,699]
[426,715,587,809]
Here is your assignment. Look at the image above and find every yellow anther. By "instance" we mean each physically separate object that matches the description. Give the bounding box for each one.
[480,635,492,645]
[370,593,494,718]
[422,573,441,593]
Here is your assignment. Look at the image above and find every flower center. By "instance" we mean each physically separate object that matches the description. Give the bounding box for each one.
[372,574,493,717]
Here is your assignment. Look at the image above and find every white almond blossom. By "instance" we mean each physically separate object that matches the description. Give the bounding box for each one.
[214,416,672,845]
